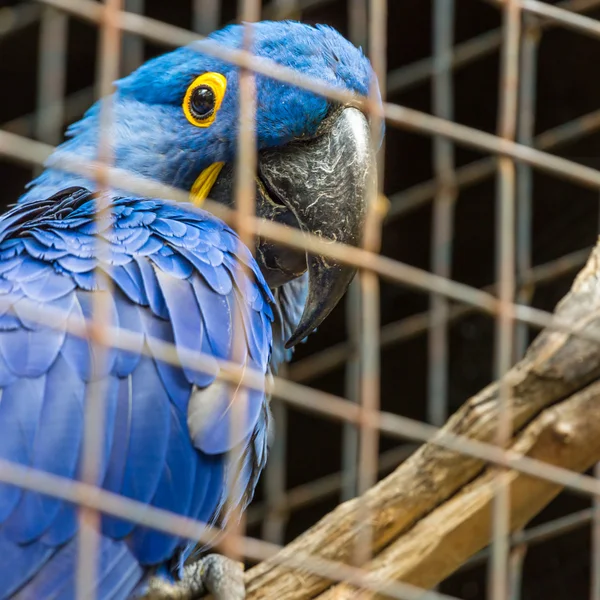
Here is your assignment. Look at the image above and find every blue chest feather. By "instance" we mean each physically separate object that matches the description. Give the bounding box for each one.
[0,188,275,598]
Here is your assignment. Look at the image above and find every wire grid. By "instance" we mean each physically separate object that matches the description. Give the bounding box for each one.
[2,0,600,597]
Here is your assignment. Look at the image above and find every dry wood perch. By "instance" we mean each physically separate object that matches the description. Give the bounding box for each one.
[243,242,600,599]
[316,378,600,598]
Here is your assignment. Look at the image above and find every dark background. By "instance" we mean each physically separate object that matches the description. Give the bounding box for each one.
[2,1,600,597]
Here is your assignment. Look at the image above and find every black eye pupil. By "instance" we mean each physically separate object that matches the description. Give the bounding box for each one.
[190,85,216,120]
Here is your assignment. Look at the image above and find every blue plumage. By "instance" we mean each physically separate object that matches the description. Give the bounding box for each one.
[0,189,274,597]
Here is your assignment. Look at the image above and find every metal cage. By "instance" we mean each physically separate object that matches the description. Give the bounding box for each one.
[3,0,600,598]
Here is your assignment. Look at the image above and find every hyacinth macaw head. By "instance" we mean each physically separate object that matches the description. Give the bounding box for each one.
[28,20,381,347]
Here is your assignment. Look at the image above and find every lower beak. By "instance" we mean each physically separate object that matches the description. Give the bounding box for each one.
[257,107,376,348]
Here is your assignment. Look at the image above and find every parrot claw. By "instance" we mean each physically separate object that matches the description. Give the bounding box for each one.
[184,554,246,600]
[142,554,245,600]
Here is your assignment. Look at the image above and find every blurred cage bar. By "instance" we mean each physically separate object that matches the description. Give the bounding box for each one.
[4,0,600,598]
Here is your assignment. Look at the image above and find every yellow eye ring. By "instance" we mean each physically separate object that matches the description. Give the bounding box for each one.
[183,72,227,128]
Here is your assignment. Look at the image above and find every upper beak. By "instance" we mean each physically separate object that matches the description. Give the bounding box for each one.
[257,107,376,348]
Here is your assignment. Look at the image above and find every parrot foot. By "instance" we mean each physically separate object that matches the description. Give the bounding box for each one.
[143,554,245,600]
[183,554,245,600]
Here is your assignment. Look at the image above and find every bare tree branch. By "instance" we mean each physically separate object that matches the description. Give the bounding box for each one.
[317,377,600,598]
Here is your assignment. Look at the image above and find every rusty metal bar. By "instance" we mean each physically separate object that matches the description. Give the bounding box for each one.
[341,0,369,505]
[388,107,600,221]
[465,507,597,572]
[508,12,541,600]
[593,464,600,600]
[122,0,144,74]
[30,0,600,196]
[4,129,600,351]
[76,0,122,597]
[5,1,600,594]
[247,444,417,527]
[35,6,68,149]
[222,0,261,566]
[0,275,599,504]
[261,0,301,543]
[263,0,336,19]
[267,0,302,20]
[487,0,600,41]
[0,2,41,39]
[5,86,600,258]
[514,15,540,361]
[262,395,288,543]
[11,0,600,98]
[289,247,590,385]
[193,0,220,36]
[490,1,520,599]
[342,280,361,501]
[352,0,386,567]
[593,181,600,600]
[5,0,600,552]
[3,1,596,219]
[429,0,456,430]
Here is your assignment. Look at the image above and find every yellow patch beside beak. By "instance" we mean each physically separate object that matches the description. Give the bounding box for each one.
[190,162,224,206]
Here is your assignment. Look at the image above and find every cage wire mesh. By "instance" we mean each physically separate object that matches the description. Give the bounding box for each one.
[3,0,600,598]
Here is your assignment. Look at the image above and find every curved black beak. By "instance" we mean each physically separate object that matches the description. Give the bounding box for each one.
[257,107,376,348]
[208,107,376,348]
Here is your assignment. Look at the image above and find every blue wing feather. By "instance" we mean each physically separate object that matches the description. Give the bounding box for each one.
[0,534,54,599]
[128,405,196,564]
[116,356,171,529]
[191,274,233,360]
[101,376,135,537]
[112,293,144,377]
[2,355,84,544]
[0,375,47,523]
[155,269,216,387]
[140,309,193,412]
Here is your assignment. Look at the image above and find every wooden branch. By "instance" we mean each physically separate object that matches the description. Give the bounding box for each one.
[316,378,600,598]
[244,244,600,599]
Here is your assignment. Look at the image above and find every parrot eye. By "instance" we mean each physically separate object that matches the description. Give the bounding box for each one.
[190,86,215,119]
[183,72,227,128]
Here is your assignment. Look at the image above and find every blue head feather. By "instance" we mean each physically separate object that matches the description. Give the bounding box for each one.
[21,21,376,203]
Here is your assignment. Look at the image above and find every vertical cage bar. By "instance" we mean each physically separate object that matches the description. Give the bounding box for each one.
[342,0,369,504]
[514,15,539,361]
[490,1,521,600]
[222,0,260,564]
[342,281,361,500]
[508,542,528,600]
[34,6,68,176]
[76,0,122,598]
[270,0,302,20]
[593,76,600,600]
[349,0,369,52]
[262,392,288,543]
[122,0,144,75]
[428,0,456,429]
[592,462,600,600]
[261,0,304,544]
[508,14,540,600]
[354,0,386,567]
[193,0,221,36]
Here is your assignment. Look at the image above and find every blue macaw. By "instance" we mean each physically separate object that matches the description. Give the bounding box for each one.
[0,20,378,599]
